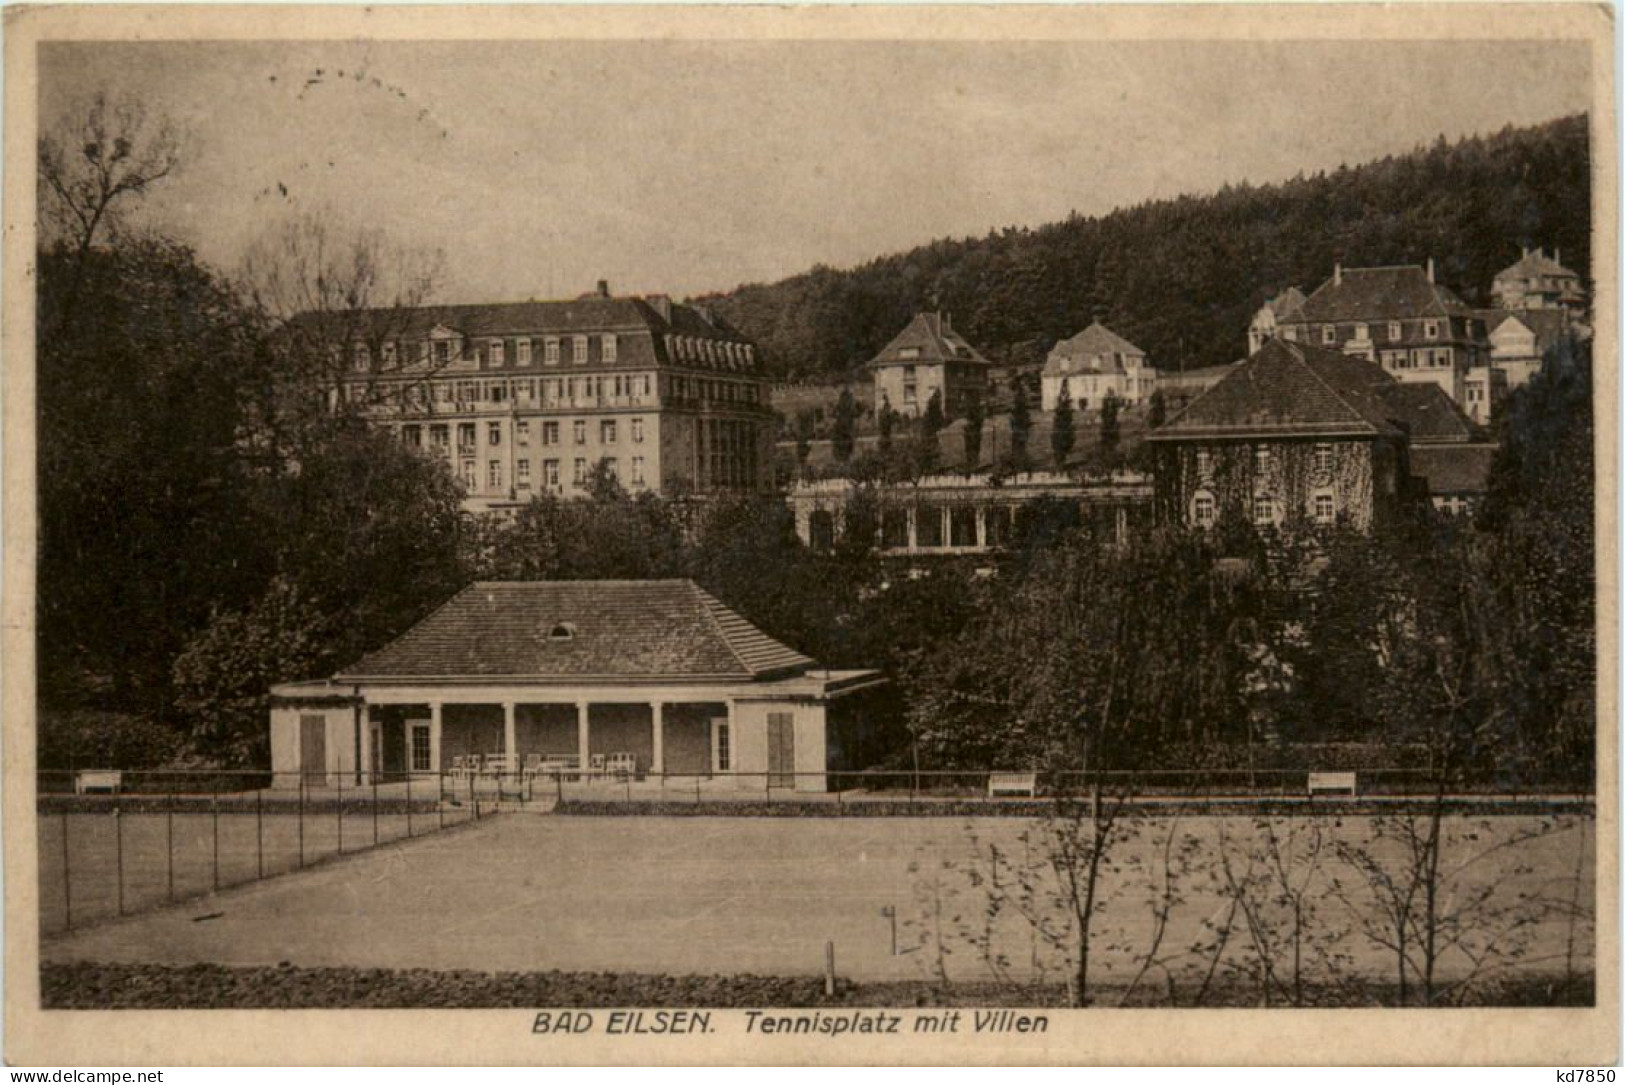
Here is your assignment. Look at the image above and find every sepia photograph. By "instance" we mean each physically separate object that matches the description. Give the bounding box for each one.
[3,2,1616,1067]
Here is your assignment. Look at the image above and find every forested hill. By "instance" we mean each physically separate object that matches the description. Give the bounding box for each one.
[707,115,1590,381]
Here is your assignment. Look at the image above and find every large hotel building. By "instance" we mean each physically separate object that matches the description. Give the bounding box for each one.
[318,283,774,510]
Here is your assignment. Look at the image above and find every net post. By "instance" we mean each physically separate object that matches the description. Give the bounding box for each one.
[256,786,264,881]
[297,773,305,870]
[407,772,415,837]
[61,810,72,933]
[337,771,344,855]
[212,778,221,892]
[373,776,380,846]
[114,800,125,916]
[167,789,176,903]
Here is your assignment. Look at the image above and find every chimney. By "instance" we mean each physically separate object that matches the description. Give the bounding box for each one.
[1333,262,1342,286]
[1426,257,1435,284]
[596,279,610,298]
[1522,245,1530,259]
[1554,247,1561,266]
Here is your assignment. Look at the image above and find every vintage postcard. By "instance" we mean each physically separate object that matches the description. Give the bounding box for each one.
[3,2,1617,1067]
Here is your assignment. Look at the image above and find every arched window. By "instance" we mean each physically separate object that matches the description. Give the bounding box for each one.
[547,622,576,641]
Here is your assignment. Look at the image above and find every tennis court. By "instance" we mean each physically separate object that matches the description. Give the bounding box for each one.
[41,812,1593,987]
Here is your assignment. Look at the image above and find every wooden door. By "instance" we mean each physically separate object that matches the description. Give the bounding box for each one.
[299,714,326,787]
[767,712,795,789]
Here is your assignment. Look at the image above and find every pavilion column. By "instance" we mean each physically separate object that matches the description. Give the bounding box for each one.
[502,701,517,773]
[906,505,918,552]
[974,506,987,550]
[651,701,665,775]
[576,700,591,770]
[429,702,443,777]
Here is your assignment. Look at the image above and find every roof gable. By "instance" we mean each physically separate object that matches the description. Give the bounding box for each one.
[869,313,990,368]
[338,580,814,683]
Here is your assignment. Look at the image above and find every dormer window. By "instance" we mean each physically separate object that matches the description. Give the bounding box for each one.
[602,335,618,364]
[573,335,590,364]
[1321,326,1336,345]
[490,339,505,366]
[353,343,371,371]
[547,622,576,641]
[1388,322,1402,341]
[1424,320,1440,340]
[517,339,532,365]
[545,338,561,366]
[899,347,921,360]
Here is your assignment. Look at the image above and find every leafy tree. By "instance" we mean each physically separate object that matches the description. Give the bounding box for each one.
[1099,391,1123,464]
[1050,383,1076,468]
[877,394,898,456]
[831,387,859,463]
[36,238,270,712]
[171,578,336,765]
[793,408,816,474]
[962,395,985,473]
[1009,381,1033,468]
[1147,389,1167,429]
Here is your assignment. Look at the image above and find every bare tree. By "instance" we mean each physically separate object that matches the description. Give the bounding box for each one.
[38,91,185,327]
[237,211,446,469]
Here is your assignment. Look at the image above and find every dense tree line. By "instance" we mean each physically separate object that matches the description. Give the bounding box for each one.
[710,116,1591,380]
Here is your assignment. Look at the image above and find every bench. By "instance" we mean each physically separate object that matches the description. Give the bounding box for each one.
[987,771,1038,798]
[1307,771,1358,798]
[75,770,122,795]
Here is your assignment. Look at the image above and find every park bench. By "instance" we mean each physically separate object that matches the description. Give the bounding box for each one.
[987,771,1038,798]
[74,769,123,795]
[1307,771,1358,798]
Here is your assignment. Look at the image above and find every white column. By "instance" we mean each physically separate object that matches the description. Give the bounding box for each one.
[906,506,918,552]
[651,701,665,774]
[429,702,443,777]
[576,700,591,770]
[503,701,517,774]
[974,506,988,550]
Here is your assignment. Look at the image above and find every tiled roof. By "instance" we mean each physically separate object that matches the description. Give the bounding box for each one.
[338,580,814,682]
[868,313,991,368]
[1296,265,1474,323]
[1044,322,1147,376]
[1147,339,1409,441]
[1377,383,1476,444]
[287,296,749,344]
[1495,248,1580,282]
[1410,443,1499,496]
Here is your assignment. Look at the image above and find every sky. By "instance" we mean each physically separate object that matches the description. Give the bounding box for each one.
[39,38,1592,303]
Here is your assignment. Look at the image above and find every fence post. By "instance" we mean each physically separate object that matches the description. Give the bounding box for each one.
[298,773,305,870]
[212,779,220,892]
[407,772,415,837]
[256,787,264,881]
[373,777,380,846]
[469,772,476,821]
[337,772,344,855]
[438,773,445,831]
[167,791,176,903]
[556,771,564,806]
[114,804,125,916]
[61,811,72,933]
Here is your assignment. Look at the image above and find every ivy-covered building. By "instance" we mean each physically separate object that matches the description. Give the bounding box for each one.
[1146,338,1477,531]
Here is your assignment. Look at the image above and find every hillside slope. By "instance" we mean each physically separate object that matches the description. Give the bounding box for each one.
[709,115,1590,381]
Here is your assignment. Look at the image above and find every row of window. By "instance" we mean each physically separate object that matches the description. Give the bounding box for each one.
[1292,319,1452,346]
[404,416,648,451]
[1379,348,1457,370]
[1191,490,1338,528]
[349,373,760,410]
[662,334,754,371]
[351,333,619,372]
[461,455,647,492]
[1194,444,1337,477]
